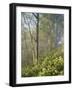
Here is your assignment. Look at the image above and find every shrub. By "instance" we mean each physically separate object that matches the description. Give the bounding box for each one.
[22,46,64,77]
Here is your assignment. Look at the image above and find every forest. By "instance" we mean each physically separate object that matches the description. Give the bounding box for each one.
[21,12,64,77]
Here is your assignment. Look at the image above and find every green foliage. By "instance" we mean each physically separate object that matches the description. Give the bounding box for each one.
[22,46,64,77]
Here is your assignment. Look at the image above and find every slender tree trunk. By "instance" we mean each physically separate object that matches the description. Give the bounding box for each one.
[28,23,37,64]
[54,20,57,47]
[32,13,39,64]
[36,13,39,64]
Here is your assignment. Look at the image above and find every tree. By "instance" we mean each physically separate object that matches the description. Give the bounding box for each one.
[21,13,40,65]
